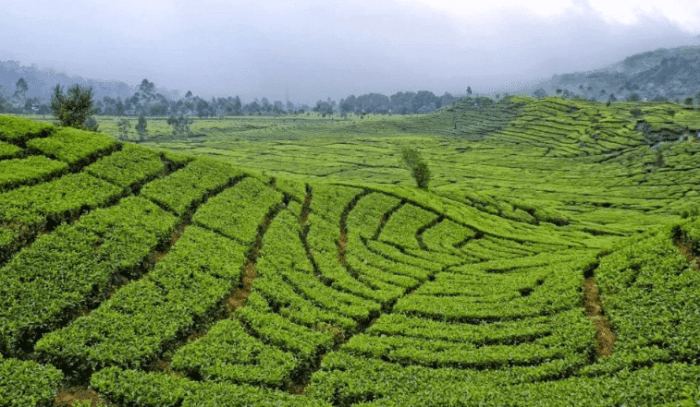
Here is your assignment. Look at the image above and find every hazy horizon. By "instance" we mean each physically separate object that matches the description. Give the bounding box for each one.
[1,0,699,104]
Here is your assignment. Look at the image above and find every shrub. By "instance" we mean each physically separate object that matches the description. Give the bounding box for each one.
[400,147,431,190]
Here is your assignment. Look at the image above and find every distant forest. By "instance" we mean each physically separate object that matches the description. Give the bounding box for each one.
[4,45,700,118]
[0,61,460,117]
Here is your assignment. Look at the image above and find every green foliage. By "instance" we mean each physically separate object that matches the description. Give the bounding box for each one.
[400,146,431,189]
[306,213,398,305]
[342,310,591,368]
[252,208,359,331]
[594,224,700,369]
[0,140,22,159]
[236,305,335,361]
[26,126,115,167]
[1,197,176,355]
[192,176,282,242]
[85,143,165,188]
[141,158,243,216]
[50,84,98,129]
[0,115,53,143]
[0,156,68,191]
[91,366,330,407]
[167,114,193,136]
[5,105,700,406]
[91,367,200,407]
[0,358,63,407]
[0,172,122,231]
[171,319,297,388]
[378,203,437,249]
[35,226,245,372]
[347,363,700,406]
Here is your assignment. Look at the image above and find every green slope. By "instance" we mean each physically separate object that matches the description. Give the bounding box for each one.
[1,98,700,406]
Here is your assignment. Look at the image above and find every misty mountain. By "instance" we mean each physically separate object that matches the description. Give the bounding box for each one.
[0,60,179,103]
[528,46,700,102]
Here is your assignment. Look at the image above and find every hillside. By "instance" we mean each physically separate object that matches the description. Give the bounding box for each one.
[0,61,179,107]
[516,46,700,103]
[1,95,700,406]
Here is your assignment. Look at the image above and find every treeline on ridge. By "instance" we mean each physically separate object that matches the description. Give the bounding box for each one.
[1,71,460,118]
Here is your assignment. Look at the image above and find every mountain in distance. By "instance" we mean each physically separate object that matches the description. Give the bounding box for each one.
[0,60,179,103]
[509,45,700,102]
[3,44,700,109]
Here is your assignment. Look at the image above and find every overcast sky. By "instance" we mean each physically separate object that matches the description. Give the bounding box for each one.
[1,0,699,103]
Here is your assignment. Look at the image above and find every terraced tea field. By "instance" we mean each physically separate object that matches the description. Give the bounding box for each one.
[2,95,700,406]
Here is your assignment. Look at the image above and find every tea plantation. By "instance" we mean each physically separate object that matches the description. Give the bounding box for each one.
[2,95,700,406]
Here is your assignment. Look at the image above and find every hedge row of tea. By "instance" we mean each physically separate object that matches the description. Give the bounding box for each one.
[150,96,700,238]
[1,108,700,406]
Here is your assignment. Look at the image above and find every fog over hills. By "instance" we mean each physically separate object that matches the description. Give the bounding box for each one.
[2,0,698,105]
[0,61,177,102]
[3,44,700,114]
[513,46,700,102]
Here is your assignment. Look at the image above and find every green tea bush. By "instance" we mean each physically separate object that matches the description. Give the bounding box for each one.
[400,147,430,189]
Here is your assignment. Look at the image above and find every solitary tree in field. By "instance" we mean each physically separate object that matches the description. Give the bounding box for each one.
[401,147,431,190]
[50,84,98,129]
[135,113,148,140]
[116,118,131,140]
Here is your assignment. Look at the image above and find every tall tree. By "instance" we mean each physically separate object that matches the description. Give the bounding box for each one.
[340,95,356,114]
[14,78,28,101]
[139,79,155,94]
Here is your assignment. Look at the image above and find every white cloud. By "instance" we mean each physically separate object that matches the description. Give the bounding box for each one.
[0,0,697,102]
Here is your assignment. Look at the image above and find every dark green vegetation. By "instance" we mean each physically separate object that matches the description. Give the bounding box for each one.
[50,84,99,131]
[1,94,700,406]
[400,147,430,189]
